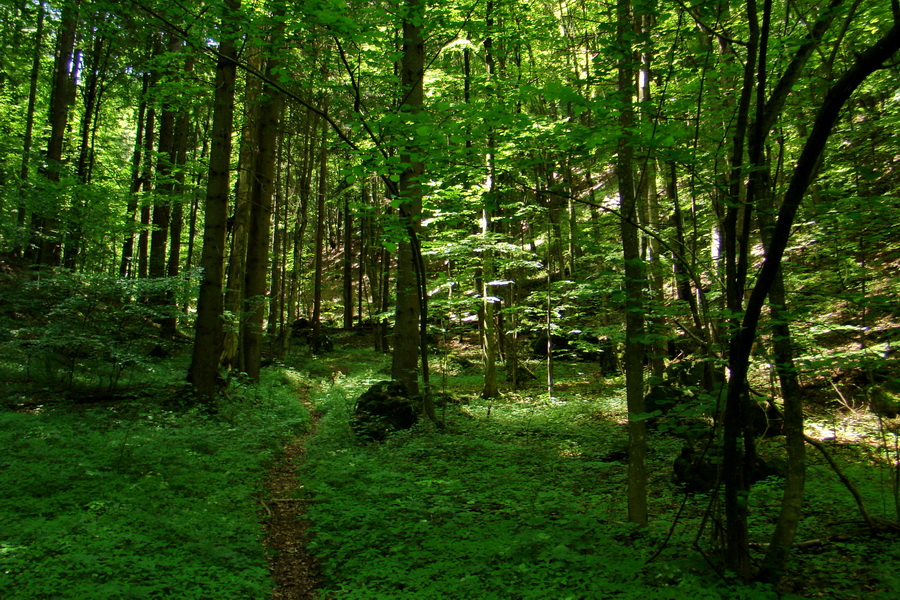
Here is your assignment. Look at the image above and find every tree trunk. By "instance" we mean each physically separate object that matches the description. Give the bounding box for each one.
[286,111,314,328]
[311,124,328,348]
[241,9,285,382]
[636,14,666,378]
[391,0,427,398]
[342,179,354,329]
[617,0,648,527]
[14,1,44,258]
[721,0,761,578]
[137,102,155,280]
[189,0,240,401]
[138,39,161,280]
[268,129,285,342]
[32,0,79,267]
[221,46,263,371]
[756,12,899,582]
[162,103,192,336]
[727,13,900,581]
[185,113,210,272]
[65,29,108,269]
[481,0,499,400]
[148,34,181,281]
[120,72,149,277]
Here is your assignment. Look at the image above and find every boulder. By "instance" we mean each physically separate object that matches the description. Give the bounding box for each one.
[352,380,418,441]
[672,445,717,493]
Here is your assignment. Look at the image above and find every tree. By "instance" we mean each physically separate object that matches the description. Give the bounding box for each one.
[31,0,80,267]
[189,0,241,401]
[617,0,648,528]
[241,2,285,382]
[13,0,45,258]
[390,0,427,398]
[725,11,900,579]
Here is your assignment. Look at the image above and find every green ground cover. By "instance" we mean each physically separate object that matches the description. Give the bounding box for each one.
[1,344,897,599]
[0,368,308,599]
[299,350,900,600]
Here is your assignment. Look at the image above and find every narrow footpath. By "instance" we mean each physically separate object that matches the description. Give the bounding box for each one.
[262,396,324,600]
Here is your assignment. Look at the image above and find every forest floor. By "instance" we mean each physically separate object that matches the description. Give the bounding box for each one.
[1,331,897,599]
[263,389,324,599]
[278,334,900,600]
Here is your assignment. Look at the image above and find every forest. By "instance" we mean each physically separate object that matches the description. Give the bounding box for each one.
[1,0,899,598]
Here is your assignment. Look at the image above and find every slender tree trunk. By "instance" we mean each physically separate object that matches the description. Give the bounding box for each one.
[618,0,648,527]
[185,114,210,271]
[138,39,161,280]
[481,0,499,400]
[379,242,392,353]
[221,46,263,371]
[137,101,155,279]
[268,140,285,343]
[311,124,328,347]
[728,13,900,582]
[342,179,354,329]
[148,34,182,282]
[65,30,107,269]
[242,8,285,382]
[162,105,192,335]
[636,14,666,377]
[752,0,849,579]
[721,0,761,578]
[286,112,314,327]
[14,1,44,258]
[120,73,149,277]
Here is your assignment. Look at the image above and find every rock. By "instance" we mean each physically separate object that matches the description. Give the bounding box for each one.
[673,445,717,493]
[311,333,334,354]
[753,456,788,482]
[351,380,418,441]
[291,318,312,344]
[869,380,900,418]
[749,398,784,437]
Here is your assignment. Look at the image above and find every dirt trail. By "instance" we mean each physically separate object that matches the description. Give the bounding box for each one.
[262,396,324,599]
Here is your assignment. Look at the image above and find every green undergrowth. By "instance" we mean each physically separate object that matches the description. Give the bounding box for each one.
[0,368,309,600]
[300,363,795,600]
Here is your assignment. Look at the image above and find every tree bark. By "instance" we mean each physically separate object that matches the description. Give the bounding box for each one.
[481,0,499,400]
[311,123,328,347]
[617,0,648,527]
[32,0,79,267]
[120,72,149,277]
[241,6,285,381]
[14,1,44,258]
[391,0,427,398]
[148,33,181,281]
[189,0,240,401]
[342,178,354,329]
[137,99,156,280]
[221,46,264,371]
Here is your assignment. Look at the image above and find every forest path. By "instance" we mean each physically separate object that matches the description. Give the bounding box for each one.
[262,387,324,599]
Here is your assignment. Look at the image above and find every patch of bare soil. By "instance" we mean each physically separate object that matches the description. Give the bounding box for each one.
[262,402,324,600]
